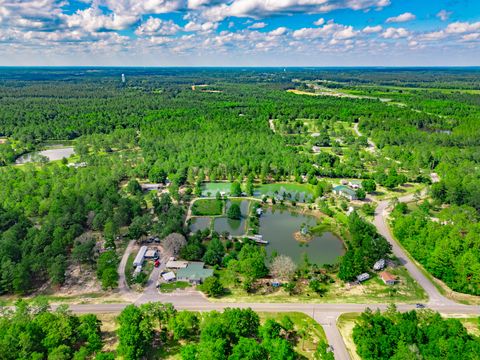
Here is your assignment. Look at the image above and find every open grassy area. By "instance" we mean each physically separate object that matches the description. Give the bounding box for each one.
[191,198,224,216]
[214,265,426,304]
[159,281,191,293]
[337,313,361,360]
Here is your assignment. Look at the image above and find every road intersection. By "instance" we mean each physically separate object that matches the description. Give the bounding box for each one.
[60,192,479,360]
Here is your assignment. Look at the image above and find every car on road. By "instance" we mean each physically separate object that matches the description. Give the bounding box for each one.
[415,303,426,309]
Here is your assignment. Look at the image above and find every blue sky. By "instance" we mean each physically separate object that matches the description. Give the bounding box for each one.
[0,0,479,66]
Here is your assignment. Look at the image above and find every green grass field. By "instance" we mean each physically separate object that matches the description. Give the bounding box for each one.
[191,198,224,216]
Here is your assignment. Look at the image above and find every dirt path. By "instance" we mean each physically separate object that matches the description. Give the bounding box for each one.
[117,240,136,295]
[353,123,376,153]
[269,119,276,133]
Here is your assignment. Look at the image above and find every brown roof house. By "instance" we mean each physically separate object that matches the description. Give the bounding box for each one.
[379,271,397,285]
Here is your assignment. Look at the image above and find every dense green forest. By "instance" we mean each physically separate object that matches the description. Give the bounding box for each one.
[0,301,329,359]
[0,67,480,295]
[353,306,480,359]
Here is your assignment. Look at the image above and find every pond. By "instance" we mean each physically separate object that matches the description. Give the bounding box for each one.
[213,200,249,236]
[214,217,247,236]
[254,183,314,203]
[15,146,75,165]
[189,217,211,232]
[259,207,345,265]
[201,182,314,202]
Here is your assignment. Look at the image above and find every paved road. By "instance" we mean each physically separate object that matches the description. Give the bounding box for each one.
[59,298,478,360]
[374,192,456,307]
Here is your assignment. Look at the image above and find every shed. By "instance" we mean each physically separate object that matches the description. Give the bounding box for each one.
[166,260,189,269]
[133,246,147,267]
[162,271,176,282]
[356,273,370,282]
[145,249,159,259]
[333,185,358,201]
[176,262,214,284]
[380,271,396,285]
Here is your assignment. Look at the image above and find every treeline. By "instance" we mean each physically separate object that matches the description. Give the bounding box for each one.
[393,206,479,295]
[353,306,480,359]
[0,301,113,359]
[338,213,391,281]
[116,303,331,360]
[0,157,141,294]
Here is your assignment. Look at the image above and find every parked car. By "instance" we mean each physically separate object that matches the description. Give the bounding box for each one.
[415,303,426,309]
[154,260,160,268]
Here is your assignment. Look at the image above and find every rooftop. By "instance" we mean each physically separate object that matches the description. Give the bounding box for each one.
[333,185,357,196]
[177,262,214,281]
[380,271,396,282]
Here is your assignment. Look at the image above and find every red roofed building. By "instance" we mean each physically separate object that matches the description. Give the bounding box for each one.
[380,271,397,285]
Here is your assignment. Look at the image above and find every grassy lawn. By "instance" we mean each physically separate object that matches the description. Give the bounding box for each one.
[159,281,191,293]
[214,265,426,304]
[337,313,361,360]
[191,198,224,216]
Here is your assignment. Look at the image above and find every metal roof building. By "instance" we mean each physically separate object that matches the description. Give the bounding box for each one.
[176,262,213,284]
[133,246,148,267]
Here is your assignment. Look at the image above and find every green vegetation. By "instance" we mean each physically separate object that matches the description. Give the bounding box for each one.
[352,306,480,360]
[338,213,391,282]
[0,300,111,359]
[191,199,224,216]
[392,205,479,295]
[1,68,480,298]
[159,281,191,293]
[227,202,242,219]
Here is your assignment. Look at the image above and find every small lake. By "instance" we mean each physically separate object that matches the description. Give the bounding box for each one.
[189,217,211,232]
[214,217,247,236]
[15,146,75,165]
[260,207,345,265]
[213,200,249,236]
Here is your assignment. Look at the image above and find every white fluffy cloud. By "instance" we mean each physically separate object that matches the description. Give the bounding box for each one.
[381,27,409,39]
[185,21,218,32]
[445,21,480,34]
[202,0,391,21]
[436,10,452,21]
[293,21,358,41]
[65,7,137,32]
[363,25,382,33]
[249,22,267,29]
[135,17,181,36]
[314,18,325,26]
[386,12,416,23]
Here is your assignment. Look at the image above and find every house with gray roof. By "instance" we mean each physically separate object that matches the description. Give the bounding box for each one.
[333,185,358,201]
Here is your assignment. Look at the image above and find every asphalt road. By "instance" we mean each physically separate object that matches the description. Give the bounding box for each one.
[373,193,456,307]
[49,190,479,359]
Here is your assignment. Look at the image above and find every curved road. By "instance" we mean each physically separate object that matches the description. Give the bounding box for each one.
[66,192,478,360]
[374,193,456,307]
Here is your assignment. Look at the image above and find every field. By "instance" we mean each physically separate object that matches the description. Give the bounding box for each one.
[191,198,224,216]
[214,266,427,304]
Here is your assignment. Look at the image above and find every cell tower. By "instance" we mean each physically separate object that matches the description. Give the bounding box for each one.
[121,73,126,83]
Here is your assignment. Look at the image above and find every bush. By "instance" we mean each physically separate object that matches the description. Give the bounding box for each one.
[199,276,224,297]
